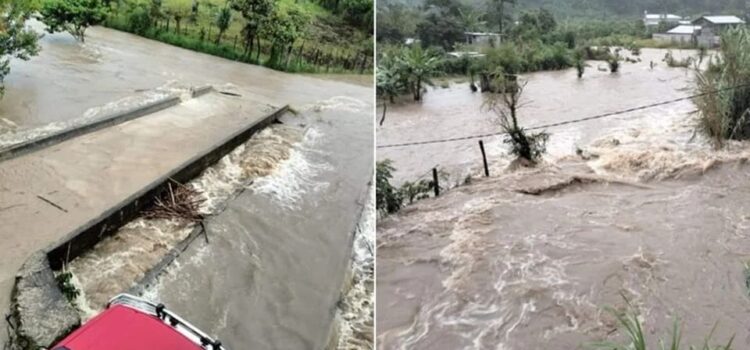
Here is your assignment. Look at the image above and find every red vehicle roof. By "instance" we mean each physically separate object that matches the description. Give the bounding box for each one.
[53,305,203,350]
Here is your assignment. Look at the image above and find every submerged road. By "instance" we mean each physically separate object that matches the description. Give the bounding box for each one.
[0,22,372,347]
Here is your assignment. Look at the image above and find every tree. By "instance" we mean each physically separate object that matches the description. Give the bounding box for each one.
[398,46,441,101]
[40,0,109,42]
[340,0,373,33]
[163,0,191,33]
[0,0,40,98]
[232,0,274,59]
[376,3,420,43]
[416,11,464,50]
[214,4,232,44]
[261,8,306,67]
[484,73,548,163]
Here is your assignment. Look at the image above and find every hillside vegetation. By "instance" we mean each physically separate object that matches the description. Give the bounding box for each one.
[106,0,373,73]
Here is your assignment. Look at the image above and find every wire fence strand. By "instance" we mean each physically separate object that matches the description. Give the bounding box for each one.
[377,82,750,149]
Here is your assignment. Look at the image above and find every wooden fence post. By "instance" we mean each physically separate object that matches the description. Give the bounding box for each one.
[479,140,489,177]
[432,168,440,197]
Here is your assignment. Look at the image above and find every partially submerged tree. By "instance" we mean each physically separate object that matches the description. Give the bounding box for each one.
[574,51,586,78]
[40,0,109,42]
[0,0,40,98]
[376,57,406,126]
[607,50,621,73]
[484,73,548,163]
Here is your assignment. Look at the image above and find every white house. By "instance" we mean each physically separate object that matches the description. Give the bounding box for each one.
[653,25,701,44]
[643,11,683,27]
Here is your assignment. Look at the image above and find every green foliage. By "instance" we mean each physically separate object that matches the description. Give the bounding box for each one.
[262,7,307,67]
[123,0,154,34]
[316,0,372,32]
[376,160,403,215]
[338,0,373,32]
[0,0,41,98]
[376,3,419,43]
[55,271,81,304]
[694,27,750,148]
[162,0,191,32]
[400,179,433,204]
[40,0,109,42]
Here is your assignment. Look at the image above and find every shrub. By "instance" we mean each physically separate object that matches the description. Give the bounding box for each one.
[55,271,80,303]
[694,27,750,147]
[607,51,621,73]
[376,160,403,215]
[664,51,693,68]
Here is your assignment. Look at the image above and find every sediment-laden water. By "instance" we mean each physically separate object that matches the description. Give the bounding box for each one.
[377,48,750,349]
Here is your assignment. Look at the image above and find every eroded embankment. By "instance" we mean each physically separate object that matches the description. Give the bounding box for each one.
[377,146,750,350]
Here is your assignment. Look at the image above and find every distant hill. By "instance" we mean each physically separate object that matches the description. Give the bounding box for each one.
[378,0,748,19]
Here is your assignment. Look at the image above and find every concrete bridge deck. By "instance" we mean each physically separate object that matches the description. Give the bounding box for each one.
[0,91,282,321]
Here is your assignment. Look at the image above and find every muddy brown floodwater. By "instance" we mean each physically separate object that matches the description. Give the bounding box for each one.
[0,21,373,349]
[377,48,750,349]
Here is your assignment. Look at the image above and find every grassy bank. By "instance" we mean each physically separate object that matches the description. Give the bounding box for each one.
[104,0,372,74]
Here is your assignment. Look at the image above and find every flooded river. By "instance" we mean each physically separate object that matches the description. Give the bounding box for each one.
[377,49,701,185]
[0,22,373,349]
[377,48,750,349]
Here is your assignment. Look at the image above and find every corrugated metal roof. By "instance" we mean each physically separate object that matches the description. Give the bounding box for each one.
[696,16,745,24]
[667,25,701,34]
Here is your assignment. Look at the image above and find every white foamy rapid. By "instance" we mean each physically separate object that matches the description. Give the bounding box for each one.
[335,185,375,350]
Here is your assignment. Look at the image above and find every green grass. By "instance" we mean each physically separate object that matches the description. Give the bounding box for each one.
[589,302,734,350]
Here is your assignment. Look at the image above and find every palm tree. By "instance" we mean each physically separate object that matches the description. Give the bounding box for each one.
[458,8,486,32]
[399,46,441,101]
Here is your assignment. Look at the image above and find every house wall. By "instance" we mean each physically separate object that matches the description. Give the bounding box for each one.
[653,33,695,44]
